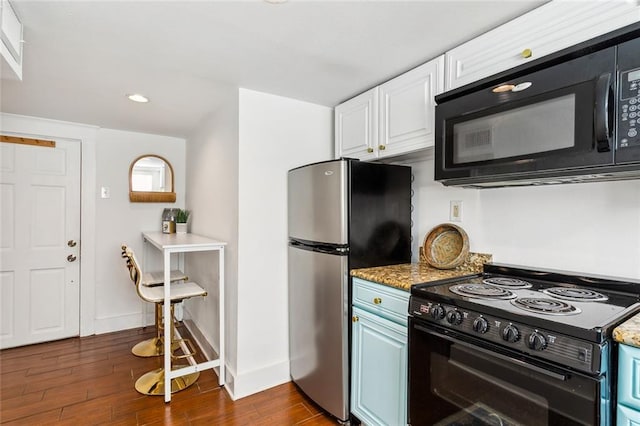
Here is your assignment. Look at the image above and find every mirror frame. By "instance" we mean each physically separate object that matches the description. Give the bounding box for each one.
[129,154,176,203]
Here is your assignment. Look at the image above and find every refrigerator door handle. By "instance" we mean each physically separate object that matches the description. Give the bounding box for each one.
[289,240,349,256]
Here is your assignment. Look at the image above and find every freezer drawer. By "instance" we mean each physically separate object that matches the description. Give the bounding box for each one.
[288,245,349,421]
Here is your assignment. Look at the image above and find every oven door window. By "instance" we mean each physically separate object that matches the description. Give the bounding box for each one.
[409,322,605,426]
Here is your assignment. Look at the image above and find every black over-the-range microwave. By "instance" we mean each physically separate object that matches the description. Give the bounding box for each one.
[435,23,640,188]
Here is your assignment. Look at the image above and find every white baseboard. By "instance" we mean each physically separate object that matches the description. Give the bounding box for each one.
[93,312,154,335]
[232,360,291,400]
[181,314,289,401]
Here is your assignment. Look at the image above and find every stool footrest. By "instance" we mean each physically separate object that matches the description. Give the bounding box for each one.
[171,338,197,360]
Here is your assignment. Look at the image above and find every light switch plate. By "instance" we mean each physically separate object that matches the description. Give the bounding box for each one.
[101,186,110,199]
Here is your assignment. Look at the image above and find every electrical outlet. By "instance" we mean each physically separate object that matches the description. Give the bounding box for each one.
[450,200,462,222]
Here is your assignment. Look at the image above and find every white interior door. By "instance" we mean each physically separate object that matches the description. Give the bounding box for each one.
[0,139,81,349]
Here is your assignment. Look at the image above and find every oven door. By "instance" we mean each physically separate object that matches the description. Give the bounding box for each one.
[434,46,616,185]
[408,319,609,426]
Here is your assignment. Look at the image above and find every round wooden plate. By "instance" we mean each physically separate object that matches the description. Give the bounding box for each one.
[423,223,469,269]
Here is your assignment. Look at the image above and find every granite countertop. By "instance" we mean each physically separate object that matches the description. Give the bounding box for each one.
[613,312,640,348]
[351,252,492,291]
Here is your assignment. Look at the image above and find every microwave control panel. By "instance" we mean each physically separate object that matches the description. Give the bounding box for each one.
[619,67,640,149]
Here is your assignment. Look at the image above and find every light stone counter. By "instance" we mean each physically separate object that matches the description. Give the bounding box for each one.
[613,312,640,348]
[351,253,492,291]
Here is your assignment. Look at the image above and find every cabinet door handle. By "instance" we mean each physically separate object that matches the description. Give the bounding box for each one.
[521,48,532,59]
[352,316,359,322]
[378,145,386,151]
[373,297,382,305]
[367,147,374,153]
[67,240,77,247]
[67,254,77,262]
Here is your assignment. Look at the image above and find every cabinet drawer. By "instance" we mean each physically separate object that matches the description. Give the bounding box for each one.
[352,278,409,325]
[619,344,640,411]
[445,2,640,91]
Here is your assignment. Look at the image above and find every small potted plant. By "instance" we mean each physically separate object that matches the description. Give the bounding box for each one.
[175,209,190,234]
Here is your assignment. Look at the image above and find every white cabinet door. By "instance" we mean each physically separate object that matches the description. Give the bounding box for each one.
[0,0,22,80]
[445,1,640,91]
[334,88,378,161]
[379,55,444,158]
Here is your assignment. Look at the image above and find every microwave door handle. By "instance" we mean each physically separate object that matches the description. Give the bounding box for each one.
[594,72,613,153]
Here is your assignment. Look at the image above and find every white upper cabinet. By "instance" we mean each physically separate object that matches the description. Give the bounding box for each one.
[335,55,444,160]
[335,88,378,161]
[445,1,640,91]
[379,56,444,158]
[1,0,23,80]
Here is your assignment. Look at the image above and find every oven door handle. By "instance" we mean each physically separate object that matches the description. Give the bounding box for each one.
[415,324,568,382]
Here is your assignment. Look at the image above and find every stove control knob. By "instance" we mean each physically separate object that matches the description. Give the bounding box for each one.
[446,309,463,325]
[502,324,520,343]
[430,304,446,320]
[472,317,489,334]
[527,331,547,351]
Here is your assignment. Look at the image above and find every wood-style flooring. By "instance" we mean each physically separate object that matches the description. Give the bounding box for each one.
[0,327,337,425]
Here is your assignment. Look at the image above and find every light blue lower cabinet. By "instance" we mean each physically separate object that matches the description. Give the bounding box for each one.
[618,344,640,425]
[617,404,640,425]
[351,306,407,426]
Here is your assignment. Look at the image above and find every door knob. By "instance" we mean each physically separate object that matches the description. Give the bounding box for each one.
[67,240,77,247]
[67,254,77,262]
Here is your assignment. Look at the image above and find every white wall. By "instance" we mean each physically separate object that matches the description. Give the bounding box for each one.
[405,153,640,280]
[184,88,331,399]
[184,88,240,396]
[235,88,332,398]
[94,128,186,333]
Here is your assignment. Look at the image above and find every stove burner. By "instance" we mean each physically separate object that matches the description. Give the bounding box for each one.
[511,298,581,315]
[541,287,609,302]
[449,284,517,300]
[483,277,532,289]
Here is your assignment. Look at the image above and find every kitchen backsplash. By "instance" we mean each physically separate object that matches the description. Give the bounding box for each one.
[404,154,640,280]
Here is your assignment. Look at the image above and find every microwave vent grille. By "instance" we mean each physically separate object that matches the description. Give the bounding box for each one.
[464,129,492,149]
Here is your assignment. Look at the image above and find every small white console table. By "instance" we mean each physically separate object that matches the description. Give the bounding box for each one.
[142,231,227,403]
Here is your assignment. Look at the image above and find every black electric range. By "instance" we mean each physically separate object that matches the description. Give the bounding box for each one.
[407,263,640,426]
[409,263,640,374]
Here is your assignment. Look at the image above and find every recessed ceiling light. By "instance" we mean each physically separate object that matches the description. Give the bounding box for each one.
[127,93,149,103]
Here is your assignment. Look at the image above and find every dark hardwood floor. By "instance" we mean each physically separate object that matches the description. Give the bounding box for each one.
[0,327,337,425]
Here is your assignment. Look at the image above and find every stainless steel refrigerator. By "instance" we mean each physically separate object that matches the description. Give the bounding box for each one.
[288,159,411,422]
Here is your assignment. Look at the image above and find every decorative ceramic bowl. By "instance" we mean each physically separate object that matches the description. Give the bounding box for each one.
[423,223,469,269]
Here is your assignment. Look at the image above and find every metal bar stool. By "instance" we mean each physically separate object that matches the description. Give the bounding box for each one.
[121,245,188,357]
[122,245,208,395]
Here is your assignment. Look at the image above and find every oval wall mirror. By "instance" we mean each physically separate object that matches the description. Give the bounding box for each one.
[129,155,176,202]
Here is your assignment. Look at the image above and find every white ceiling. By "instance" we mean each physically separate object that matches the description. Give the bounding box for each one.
[1,0,544,138]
